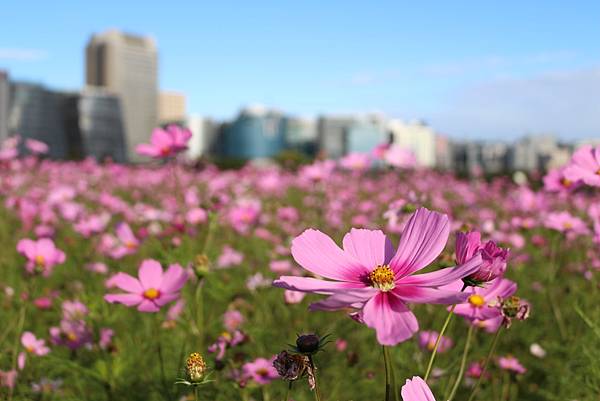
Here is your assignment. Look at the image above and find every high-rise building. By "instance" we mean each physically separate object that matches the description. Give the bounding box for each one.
[281,116,317,155]
[76,87,128,162]
[8,82,71,158]
[159,91,186,125]
[186,115,219,160]
[86,29,158,161]
[317,115,356,158]
[0,70,9,142]
[388,119,436,167]
[219,106,286,160]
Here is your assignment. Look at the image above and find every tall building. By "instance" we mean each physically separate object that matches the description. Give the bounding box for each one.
[0,70,9,142]
[76,87,128,162]
[186,115,218,160]
[346,115,388,154]
[508,134,558,172]
[86,29,158,161]
[281,116,317,155]
[219,106,286,160]
[317,115,356,158]
[388,119,436,167]
[8,82,71,158]
[159,91,186,125]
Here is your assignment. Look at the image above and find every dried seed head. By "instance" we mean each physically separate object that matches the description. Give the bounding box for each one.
[186,352,206,382]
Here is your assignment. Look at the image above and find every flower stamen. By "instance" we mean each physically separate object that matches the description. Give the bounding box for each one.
[369,265,396,292]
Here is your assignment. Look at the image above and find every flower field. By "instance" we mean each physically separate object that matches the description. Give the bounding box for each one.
[1,133,599,401]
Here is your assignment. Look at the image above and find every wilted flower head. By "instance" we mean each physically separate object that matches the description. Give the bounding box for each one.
[273,351,310,382]
[500,296,530,328]
[293,333,330,355]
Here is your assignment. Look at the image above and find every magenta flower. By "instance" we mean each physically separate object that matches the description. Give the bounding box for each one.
[274,208,482,346]
[136,125,191,159]
[16,238,66,276]
[339,152,371,171]
[456,231,509,284]
[401,376,436,401]
[564,145,600,187]
[497,355,526,374]
[104,259,188,312]
[242,357,278,385]
[543,167,581,192]
[223,310,244,332]
[418,331,453,353]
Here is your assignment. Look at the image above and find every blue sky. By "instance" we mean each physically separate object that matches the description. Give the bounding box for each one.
[1,1,599,140]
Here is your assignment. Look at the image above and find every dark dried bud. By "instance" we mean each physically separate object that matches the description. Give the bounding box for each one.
[500,296,530,328]
[296,334,320,354]
[273,351,308,381]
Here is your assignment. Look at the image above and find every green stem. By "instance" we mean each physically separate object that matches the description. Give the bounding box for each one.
[424,304,456,382]
[194,385,200,401]
[308,355,323,401]
[382,346,398,401]
[501,372,510,401]
[467,328,503,401]
[448,324,475,401]
[283,382,292,401]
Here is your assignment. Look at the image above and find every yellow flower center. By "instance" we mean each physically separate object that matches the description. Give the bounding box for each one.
[468,294,486,307]
[66,332,78,342]
[563,221,573,230]
[35,255,45,266]
[369,265,396,292]
[143,288,160,300]
[26,346,34,353]
[160,146,171,156]
[257,368,269,377]
[560,178,572,187]
[596,169,600,176]
[125,241,137,249]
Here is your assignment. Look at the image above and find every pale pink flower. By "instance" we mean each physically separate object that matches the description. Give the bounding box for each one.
[242,357,278,385]
[274,208,482,346]
[545,211,589,235]
[497,355,526,374]
[418,331,453,353]
[104,259,188,312]
[21,331,50,357]
[217,246,244,268]
[339,152,371,171]
[284,289,306,304]
[564,145,600,187]
[401,376,436,401]
[25,139,49,155]
[16,238,66,276]
[0,370,17,389]
[223,310,244,332]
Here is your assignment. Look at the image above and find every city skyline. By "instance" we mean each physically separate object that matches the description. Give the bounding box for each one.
[0,1,599,140]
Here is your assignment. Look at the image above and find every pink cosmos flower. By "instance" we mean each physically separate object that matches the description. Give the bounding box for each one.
[0,370,17,389]
[497,355,526,374]
[242,357,278,385]
[21,332,50,356]
[418,331,453,353]
[25,139,49,155]
[401,376,436,401]
[99,328,114,350]
[284,289,306,304]
[274,208,482,346]
[223,310,245,332]
[545,211,589,235]
[450,278,517,332]
[384,145,417,168]
[456,231,509,284]
[339,152,371,172]
[543,167,581,192]
[16,238,66,276]
[136,125,192,159]
[563,145,600,187]
[217,246,244,268]
[104,259,188,312]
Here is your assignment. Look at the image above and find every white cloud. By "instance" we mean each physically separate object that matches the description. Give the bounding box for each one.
[0,48,48,61]
[428,67,600,140]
